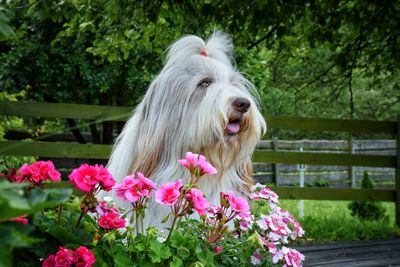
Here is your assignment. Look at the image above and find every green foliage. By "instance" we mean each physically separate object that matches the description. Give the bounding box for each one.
[0,180,72,222]
[348,171,386,221]
[0,180,72,266]
[0,0,398,142]
[280,200,398,243]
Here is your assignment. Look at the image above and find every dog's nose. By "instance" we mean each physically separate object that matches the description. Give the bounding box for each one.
[233,97,251,113]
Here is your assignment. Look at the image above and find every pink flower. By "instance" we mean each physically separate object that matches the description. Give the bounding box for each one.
[68,164,115,193]
[155,180,183,205]
[54,247,75,267]
[213,245,223,254]
[74,246,96,267]
[178,152,217,176]
[96,201,122,217]
[250,250,262,265]
[224,191,250,215]
[113,172,156,203]
[281,247,305,267]
[17,161,61,183]
[186,188,209,215]
[98,212,126,230]
[97,166,115,191]
[69,164,100,192]
[42,254,56,267]
[9,215,28,224]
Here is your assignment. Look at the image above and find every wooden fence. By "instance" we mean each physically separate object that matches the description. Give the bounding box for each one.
[0,100,399,225]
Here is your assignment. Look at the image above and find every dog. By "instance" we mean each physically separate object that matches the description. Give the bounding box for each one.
[106,32,266,229]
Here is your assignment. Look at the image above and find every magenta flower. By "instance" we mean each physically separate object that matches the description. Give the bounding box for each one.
[155,180,183,205]
[9,215,28,224]
[186,188,210,215]
[98,212,126,230]
[213,245,223,254]
[113,172,156,202]
[68,164,115,193]
[178,152,217,176]
[74,246,96,267]
[42,247,75,267]
[17,161,61,184]
[224,191,250,215]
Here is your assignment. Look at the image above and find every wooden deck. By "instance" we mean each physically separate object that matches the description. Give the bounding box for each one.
[298,239,400,266]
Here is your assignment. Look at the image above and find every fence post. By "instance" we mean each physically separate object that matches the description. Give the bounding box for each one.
[272,137,279,186]
[396,117,400,226]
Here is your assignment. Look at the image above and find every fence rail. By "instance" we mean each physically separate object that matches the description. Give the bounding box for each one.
[0,100,399,225]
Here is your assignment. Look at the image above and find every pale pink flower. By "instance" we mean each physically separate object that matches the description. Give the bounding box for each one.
[281,247,305,267]
[113,173,156,203]
[186,188,209,215]
[178,152,217,176]
[224,191,250,215]
[250,250,262,265]
[155,180,183,205]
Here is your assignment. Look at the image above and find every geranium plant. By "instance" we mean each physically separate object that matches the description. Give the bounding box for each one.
[0,153,305,267]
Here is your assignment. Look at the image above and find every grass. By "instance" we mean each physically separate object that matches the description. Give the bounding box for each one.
[279,200,400,243]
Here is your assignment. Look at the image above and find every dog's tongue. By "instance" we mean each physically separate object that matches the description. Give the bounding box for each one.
[226,122,240,135]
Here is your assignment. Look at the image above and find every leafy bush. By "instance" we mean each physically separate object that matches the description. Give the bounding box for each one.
[1,153,306,266]
[348,171,386,221]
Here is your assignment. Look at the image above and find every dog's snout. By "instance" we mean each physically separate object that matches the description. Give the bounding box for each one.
[233,97,251,113]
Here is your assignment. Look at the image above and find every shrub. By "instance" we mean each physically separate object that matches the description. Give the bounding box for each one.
[1,152,305,267]
[348,171,386,221]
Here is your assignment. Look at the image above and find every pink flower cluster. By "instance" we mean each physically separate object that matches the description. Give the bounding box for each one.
[257,207,305,244]
[268,244,305,267]
[113,172,156,202]
[69,164,115,192]
[17,161,61,184]
[178,152,217,176]
[98,212,125,230]
[250,183,279,204]
[42,246,95,267]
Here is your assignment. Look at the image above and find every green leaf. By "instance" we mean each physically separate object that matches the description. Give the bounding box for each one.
[188,261,204,267]
[0,180,72,221]
[33,211,94,246]
[177,246,190,259]
[161,213,171,224]
[169,256,183,267]
[114,252,133,266]
[148,240,171,263]
[169,230,185,248]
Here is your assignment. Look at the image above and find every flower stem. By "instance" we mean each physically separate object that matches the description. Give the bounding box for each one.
[166,215,178,243]
[57,204,63,224]
[76,210,85,227]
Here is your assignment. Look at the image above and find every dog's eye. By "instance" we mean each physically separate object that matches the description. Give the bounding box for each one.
[198,78,213,88]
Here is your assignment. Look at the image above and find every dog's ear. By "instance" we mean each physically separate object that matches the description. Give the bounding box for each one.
[240,159,254,193]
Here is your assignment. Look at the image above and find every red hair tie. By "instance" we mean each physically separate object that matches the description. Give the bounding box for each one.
[200,50,208,57]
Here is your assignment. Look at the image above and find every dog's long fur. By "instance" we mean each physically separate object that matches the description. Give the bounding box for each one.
[106,32,266,229]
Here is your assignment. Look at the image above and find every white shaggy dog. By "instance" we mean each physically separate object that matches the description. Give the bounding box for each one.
[106,32,266,229]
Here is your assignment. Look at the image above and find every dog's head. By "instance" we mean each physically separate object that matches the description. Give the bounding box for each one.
[140,32,266,154]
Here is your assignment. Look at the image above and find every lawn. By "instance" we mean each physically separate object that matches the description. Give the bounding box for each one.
[279,200,400,243]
